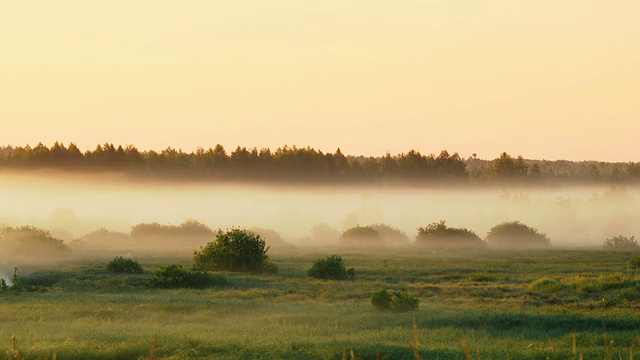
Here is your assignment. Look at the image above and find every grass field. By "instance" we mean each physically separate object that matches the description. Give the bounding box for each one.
[2,249,640,359]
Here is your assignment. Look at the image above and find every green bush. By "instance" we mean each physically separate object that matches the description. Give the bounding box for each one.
[370,224,410,246]
[193,228,277,273]
[340,226,383,246]
[131,219,214,238]
[152,264,229,289]
[604,235,639,251]
[485,221,550,249]
[0,226,69,259]
[307,255,355,280]
[106,256,144,274]
[416,220,484,249]
[629,255,640,274]
[530,278,567,292]
[371,289,419,312]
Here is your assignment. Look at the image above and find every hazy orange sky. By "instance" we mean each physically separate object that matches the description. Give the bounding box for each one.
[2,1,639,162]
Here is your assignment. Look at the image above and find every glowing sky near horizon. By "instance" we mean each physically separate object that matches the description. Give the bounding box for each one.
[1,1,639,161]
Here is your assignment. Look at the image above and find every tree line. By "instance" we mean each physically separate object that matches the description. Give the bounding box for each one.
[0,142,638,183]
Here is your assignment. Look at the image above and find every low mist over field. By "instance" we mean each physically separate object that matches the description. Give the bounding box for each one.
[0,171,638,250]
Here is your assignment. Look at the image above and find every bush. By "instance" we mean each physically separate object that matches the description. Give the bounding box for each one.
[193,228,277,273]
[0,226,69,260]
[307,255,355,280]
[485,221,550,249]
[249,227,294,250]
[74,228,131,250]
[530,278,567,292]
[131,219,214,238]
[340,225,383,246]
[629,255,640,274]
[371,224,410,246]
[106,256,144,274]
[416,220,484,249]
[152,264,230,289]
[604,235,639,251]
[371,289,419,312]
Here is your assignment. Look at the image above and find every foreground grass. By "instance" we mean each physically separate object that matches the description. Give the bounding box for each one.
[2,249,640,359]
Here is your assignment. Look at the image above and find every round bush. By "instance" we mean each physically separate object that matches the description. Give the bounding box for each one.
[152,264,229,288]
[193,228,278,273]
[485,221,550,249]
[371,224,410,246]
[529,278,566,292]
[106,256,144,274]
[416,220,484,250]
[371,289,419,312]
[307,255,355,280]
[340,226,383,246]
[0,226,69,260]
[629,255,640,273]
[604,235,639,251]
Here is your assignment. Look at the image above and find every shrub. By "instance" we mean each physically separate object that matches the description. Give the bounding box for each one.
[152,264,230,288]
[604,235,639,251]
[485,221,550,249]
[106,256,144,274]
[0,226,69,260]
[74,228,130,250]
[371,224,410,246]
[193,228,277,273]
[340,225,383,246]
[307,255,355,280]
[249,227,294,250]
[131,219,214,238]
[416,220,484,249]
[629,255,640,274]
[371,289,419,312]
[530,278,567,292]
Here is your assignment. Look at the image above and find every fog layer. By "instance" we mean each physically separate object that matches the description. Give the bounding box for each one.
[0,172,638,247]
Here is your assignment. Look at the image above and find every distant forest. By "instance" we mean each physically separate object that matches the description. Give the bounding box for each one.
[1,142,639,184]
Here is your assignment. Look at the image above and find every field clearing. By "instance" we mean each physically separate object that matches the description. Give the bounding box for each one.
[2,249,640,359]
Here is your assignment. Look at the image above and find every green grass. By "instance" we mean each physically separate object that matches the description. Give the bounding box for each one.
[2,249,640,359]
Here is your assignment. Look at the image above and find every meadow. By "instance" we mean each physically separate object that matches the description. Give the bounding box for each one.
[2,248,640,359]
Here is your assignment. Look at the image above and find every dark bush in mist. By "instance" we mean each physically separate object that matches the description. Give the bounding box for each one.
[628,256,640,274]
[340,225,383,246]
[371,289,419,312]
[485,221,551,249]
[307,255,355,280]
[0,226,69,259]
[249,227,294,250]
[371,224,410,246]
[152,264,229,288]
[106,256,144,274]
[73,228,131,249]
[193,228,278,273]
[415,221,484,250]
[301,223,341,246]
[130,219,214,238]
[604,235,639,251]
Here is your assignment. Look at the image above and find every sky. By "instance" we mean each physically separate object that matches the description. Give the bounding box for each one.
[1,1,639,162]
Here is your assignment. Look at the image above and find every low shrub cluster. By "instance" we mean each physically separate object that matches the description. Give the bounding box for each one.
[130,219,214,238]
[152,264,230,289]
[193,228,278,273]
[604,235,639,251]
[0,226,69,260]
[486,221,551,249]
[371,289,419,312]
[416,221,484,249]
[340,226,383,246]
[307,255,355,280]
[106,256,144,274]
